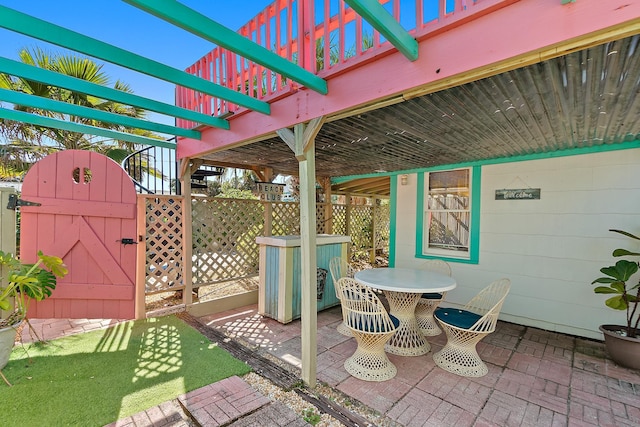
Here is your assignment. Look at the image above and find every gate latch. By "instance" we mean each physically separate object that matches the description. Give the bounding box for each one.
[7,194,41,210]
[118,238,137,245]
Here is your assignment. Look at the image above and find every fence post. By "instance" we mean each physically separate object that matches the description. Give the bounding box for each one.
[371,197,377,264]
[180,165,194,306]
[320,177,332,234]
[0,187,16,321]
[0,188,16,255]
[345,194,351,259]
[135,195,147,319]
[263,168,273,236]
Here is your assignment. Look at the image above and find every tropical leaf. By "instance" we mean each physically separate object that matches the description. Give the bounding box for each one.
[38,251,68,278]
[612,248,640,257]
[605,295,627,310]
[610,229,640,241]
[0,47,162,172]
[593,285,622,294]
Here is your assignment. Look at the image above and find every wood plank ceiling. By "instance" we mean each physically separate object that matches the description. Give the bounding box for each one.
[199,35,640,196]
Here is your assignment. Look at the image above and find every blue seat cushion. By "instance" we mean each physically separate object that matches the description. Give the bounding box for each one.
[434,307,481,329]
[421,292,443,299]
[353,314,400,333]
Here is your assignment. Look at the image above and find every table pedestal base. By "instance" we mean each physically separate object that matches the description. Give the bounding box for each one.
[383,291,430,356]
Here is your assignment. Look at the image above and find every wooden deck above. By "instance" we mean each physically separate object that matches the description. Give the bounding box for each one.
[176,0,640,180]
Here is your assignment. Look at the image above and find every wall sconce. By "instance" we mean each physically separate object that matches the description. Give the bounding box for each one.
[400,174,408,186]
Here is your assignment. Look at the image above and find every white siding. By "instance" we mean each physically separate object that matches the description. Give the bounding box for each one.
[394,148,640,339]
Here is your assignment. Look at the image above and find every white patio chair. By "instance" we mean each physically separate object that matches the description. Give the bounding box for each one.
[432,278,511,377]
[338,277,399,382]
[329,257,357,336]
[415,259,452,336]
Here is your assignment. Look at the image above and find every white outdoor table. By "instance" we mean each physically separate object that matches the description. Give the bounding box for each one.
[354,267,457,356]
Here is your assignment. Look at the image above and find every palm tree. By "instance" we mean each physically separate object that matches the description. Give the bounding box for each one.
[0,47,156,178]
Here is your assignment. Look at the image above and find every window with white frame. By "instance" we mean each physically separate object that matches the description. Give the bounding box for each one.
[423,168,471,258]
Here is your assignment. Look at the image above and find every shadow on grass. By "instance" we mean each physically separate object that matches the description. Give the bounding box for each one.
[2,315,251,426]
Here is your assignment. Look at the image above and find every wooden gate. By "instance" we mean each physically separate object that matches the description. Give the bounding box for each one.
[20,150,137,319]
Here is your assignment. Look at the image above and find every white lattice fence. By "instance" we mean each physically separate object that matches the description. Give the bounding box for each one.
[142,196,390,295]
[143,195,184,294]
[349,205,374,254]
[332,204,347,235]
[271,202,299,235]
[192,198,264,287]
[375,204,390,252]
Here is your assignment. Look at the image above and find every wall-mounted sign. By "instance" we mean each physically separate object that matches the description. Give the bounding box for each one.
[254,182,285,201]
[495,188,541,200]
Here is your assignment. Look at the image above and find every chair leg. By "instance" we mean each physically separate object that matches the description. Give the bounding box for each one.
[336,320,352,336]
[415,298,443,336]
[344,331,397,381]
[432,328,490,377]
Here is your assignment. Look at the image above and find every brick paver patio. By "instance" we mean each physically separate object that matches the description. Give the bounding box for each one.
[200,305,640,427]
[24,304,640,427]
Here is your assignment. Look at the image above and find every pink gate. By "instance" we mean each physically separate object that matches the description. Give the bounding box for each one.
[20,150,137,319]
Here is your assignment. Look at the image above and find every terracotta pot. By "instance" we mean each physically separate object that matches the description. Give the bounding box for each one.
[0,321,20,370]
[599,324,640,370]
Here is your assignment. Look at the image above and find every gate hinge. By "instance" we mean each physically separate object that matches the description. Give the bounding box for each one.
[7,194,41,210]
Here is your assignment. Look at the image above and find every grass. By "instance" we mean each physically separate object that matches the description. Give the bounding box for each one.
[2,315,251,426]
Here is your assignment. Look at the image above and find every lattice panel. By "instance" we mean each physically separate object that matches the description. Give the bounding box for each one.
[375,204,390,251]
[316,203,327,234]
[350,205,373,254]
[144,195,184,294]
[332,204,347,235]
[192,198,264,286]
[271,202,299,235]
[140,195,389,293]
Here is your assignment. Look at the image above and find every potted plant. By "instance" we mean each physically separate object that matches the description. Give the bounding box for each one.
[0,250,68,376]
[591,229,640,370]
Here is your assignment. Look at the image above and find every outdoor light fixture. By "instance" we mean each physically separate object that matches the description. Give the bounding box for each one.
[400,174,408,185]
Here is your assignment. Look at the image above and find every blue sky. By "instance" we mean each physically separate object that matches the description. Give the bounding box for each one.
[0,0,274,127]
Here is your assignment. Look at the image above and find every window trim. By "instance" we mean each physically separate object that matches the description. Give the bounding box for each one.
[415,166,481,264]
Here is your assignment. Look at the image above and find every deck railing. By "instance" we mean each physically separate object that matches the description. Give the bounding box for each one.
[122,145,180,195]
[176,0,508,128]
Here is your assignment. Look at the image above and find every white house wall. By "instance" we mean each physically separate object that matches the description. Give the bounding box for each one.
[393,148,640,340]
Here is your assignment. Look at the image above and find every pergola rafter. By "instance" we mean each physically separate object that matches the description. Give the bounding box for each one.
[0,5,270,115]
[343,0,418,61]
[0,57,229,130]
[0,88,200,140]
[0,107,176,149]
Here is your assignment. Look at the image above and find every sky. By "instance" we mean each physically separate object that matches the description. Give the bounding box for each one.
[0,0,275,128]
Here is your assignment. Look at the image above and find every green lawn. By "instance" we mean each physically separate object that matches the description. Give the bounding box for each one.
[2,315,251,426]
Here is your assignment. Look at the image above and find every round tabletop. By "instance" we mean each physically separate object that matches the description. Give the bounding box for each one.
[354,267,456,293]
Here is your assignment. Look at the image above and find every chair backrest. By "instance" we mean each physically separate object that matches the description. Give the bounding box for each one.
[329,257,356,299]
[337,277,396,333]
[463,278,511,332]
[420,259,452,277]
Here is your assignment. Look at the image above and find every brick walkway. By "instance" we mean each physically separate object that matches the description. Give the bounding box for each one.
[201,305,640,427]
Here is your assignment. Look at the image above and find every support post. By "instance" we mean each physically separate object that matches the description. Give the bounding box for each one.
[263,167,274,237]
[180,158,194,306]
[371,197,377,264]
[345,194,352,260]
[320,177,332,234]
[276,116,325,387]
[135,194,147,319]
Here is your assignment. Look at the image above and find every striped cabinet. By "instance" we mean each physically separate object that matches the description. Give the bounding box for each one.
[257,235,350,323]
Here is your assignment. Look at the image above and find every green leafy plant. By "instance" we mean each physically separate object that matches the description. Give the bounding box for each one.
[301,408,321,425]
[592,229,640,338]
[0,250,68,328]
